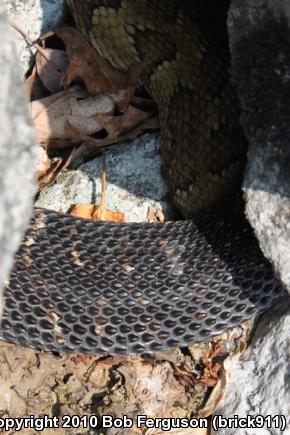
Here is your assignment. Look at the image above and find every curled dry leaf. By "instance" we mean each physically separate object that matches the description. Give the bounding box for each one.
[199,343,224,387]
[70,203,125,223]
[36,48,69,93]
[147,207,165,223]
[86,361,111,392]
[26,66,49,102]
[70,355,94,365]
[93,356,128,368]
[64,108,158,161]
[37,156,71,191]
[28,25,158,190]
[31,87,114,144]
[36,145,52,180]
[171,363,199,387]
[198,326,250,418]
[201,362,223,387]
[198,371,228,420]
[66,104,154,142]
[97,105,152,138]
[55,27,149,107]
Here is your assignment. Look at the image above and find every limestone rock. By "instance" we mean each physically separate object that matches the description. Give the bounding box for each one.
[214,2,290,431]
[0,6,36,315]
[228,0,290,293]
[36,133,174,223]
[213,300,290,435]
[3,0,68,72]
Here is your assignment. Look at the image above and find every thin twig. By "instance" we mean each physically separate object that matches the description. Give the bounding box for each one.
[10,21,65,74]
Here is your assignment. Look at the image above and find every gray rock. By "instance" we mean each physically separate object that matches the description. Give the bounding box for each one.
[214,300,290,435]
[215,2,290,430]
[228,0,290,293]
[0,6,36,315]
[36,133,174,222]
[3,0,68,72]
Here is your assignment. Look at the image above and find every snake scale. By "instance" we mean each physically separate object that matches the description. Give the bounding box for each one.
[0,0,285,354]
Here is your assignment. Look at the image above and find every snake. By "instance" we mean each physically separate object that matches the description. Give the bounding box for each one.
[0,0,285,355]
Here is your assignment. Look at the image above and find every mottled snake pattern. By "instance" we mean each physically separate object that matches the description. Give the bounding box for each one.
[0,0,285,354]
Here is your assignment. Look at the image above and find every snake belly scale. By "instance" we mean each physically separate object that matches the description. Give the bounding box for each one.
[0,0,285,354]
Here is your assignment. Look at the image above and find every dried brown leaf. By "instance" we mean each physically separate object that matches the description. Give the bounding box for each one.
[31,87,114,143]
[65,114,158,161]
[55,27,148,99]
[95,356,128,368]
[36,145,53,180]
[98,105,152,138]
[36,48,69,93]
[37,156,66,191]
[171,363,198,387]
[70,355,94,365]
[147,207,165,223]
[70,203,125,223]
[201,362,222,387]
[25,66,48,102]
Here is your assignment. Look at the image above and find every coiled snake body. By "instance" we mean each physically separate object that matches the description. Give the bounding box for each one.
[0,0,285,354]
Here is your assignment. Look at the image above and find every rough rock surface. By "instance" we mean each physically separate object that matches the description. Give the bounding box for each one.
[214,300,290,435]
[3,0,68,72]
[0,5,36,316]
[228,0,290,293]
[214,1,290,431]
[36,133,174,223]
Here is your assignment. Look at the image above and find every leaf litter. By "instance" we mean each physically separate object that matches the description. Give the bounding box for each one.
[0,322,251,434]
[19,24,159,194]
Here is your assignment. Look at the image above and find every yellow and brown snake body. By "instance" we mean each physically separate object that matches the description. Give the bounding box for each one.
[68,0,247,217]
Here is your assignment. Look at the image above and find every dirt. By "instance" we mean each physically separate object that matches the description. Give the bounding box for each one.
[0,322,251,434]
